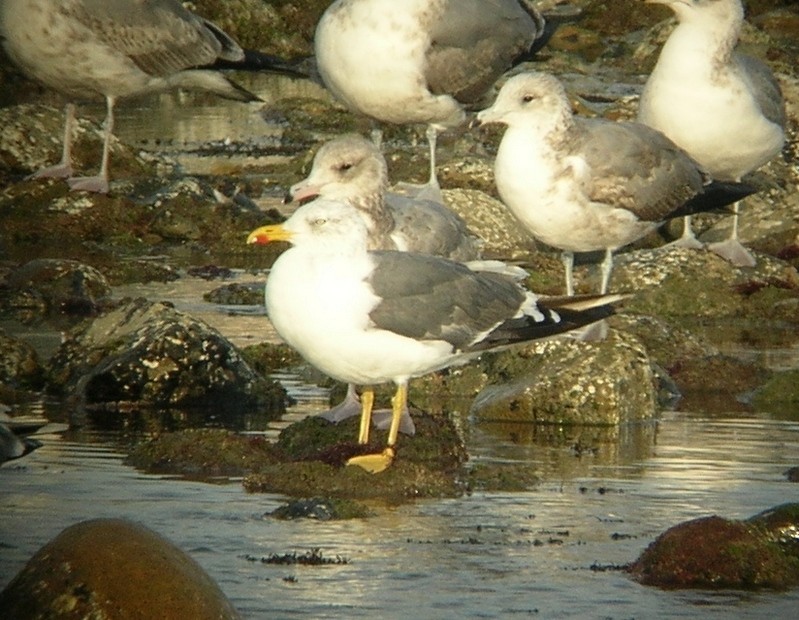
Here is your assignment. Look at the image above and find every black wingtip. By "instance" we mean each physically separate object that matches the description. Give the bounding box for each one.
[213,49,310,79]
[672,180,759,219]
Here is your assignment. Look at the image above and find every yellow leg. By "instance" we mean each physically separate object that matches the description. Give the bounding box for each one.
[356,387,374,445]
[347,382,407,474]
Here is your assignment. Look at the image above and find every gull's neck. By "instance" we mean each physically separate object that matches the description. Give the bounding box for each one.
[657,14,741,79]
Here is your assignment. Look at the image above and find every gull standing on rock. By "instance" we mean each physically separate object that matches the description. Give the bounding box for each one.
[247,198,621,473]
[286,134,526,434]
[0,0,292,193]
[314,0,550,201]
[474,72,755,295]
[638,0,786,267]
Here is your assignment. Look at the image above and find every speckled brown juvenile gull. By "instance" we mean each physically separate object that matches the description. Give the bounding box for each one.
[314,0,549,200]
[638,0,786,267]
[474,72,755,295]
[0,0,266,193]
[247,198,621,473]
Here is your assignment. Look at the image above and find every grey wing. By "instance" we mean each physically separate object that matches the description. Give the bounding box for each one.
[367,252,524,349]
[425,0,542,103]
[387,194,482,261]
[70,0,243,76]
[734,53,786,130]
[573,119,705,222]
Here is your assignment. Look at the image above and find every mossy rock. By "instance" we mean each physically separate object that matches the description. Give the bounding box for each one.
[752,369,799,418]
[127,428,283,477]
[243,410,468,501]
[629,514,799,589]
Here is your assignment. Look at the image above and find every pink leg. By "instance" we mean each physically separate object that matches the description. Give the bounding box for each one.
[68,95,115,193]
[31,103,76,180]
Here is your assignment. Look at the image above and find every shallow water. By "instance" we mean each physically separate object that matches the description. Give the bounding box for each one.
[3,276,799,618]
[4,77,799,618]
[2,406,799,618]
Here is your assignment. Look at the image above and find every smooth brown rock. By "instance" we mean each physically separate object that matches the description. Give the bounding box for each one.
[0,518,240,619]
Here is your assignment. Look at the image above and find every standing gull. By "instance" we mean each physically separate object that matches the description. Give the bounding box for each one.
[314,0,549,200]
[0,0,289,193]
[474,72,755,295]
[638,0,786,267]
[286,134,521,433]
[247,199,620,473]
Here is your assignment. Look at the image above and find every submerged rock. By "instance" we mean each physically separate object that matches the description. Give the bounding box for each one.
[0,518,241,619]
[629,505,799,590]
[47,297,285,415]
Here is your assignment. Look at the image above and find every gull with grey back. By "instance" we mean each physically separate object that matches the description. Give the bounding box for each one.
[638,0,785,266]
[474,72,755,295]
[247,198,621,473]
[314,0,550,200]
[0,0,291,193]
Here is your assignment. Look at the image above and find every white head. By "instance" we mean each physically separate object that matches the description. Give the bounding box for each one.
[247,198,370,254]
[288,134,388,205]
[475,72,572,133]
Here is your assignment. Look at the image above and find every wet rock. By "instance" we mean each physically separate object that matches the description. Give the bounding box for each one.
[46,297,286,415]
[2,258,111,321]
[204,282,264,305]
[0,328,44,395]
[270,497,371,520]
[189,0,329,59]
[613,246,799,319]
[752,369,799,417]
[441,188,538,259]
[629,510,799,589]
[0,415,42,463]
[240,342,304,376]
[243,411,468,501]
[749,503,799,555]
[0,518,241,619]
[667,354,770,415]
[784,467,799,483]
[470,330,657,425]
[127,428,282,478]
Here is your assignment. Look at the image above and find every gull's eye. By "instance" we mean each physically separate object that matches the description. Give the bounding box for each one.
[338,162,353,172]
[312,217,327,227]
[522,94,536,103]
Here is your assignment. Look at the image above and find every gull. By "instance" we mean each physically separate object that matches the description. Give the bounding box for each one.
[288,134,481,261]
[0,0,293,193]
[247,198,621,473]
[474,71,755,295]
[638,0,786,267]
[314,0,550,201]
[286,134,523,434]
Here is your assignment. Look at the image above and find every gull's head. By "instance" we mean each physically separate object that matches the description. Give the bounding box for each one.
[247,198,370,251]
[645,0,743,28]
[474,72,571,130]
[287,134,388,205]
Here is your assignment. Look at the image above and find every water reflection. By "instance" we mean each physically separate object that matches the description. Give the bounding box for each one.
[2,411,798,618]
